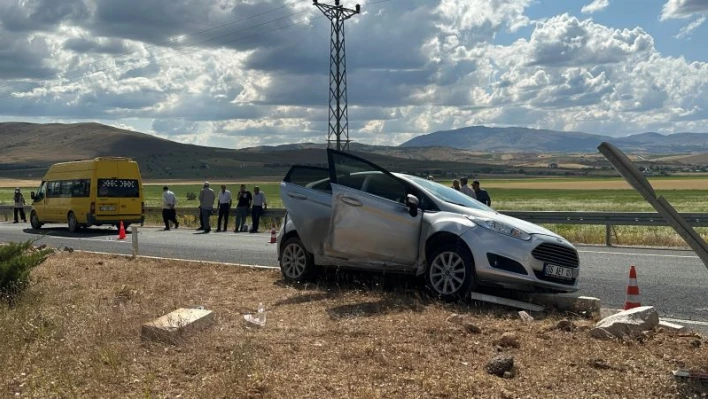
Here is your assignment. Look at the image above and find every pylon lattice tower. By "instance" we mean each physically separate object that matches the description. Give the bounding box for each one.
[313,0,360,151]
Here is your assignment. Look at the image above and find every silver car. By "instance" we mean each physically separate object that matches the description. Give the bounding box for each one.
[277,149,580,300]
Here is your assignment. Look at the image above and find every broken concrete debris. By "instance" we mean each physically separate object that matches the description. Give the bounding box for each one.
[590,306,659,340]
[141,307,215,344]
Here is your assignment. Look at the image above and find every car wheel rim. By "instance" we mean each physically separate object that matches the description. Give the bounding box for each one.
[69,215,76,230]
[282,243,307,278]
[430,251,466,295]
[31,214,38,226]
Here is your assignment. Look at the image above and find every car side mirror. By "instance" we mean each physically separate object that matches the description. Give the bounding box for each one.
[406,194,419,217]
[31,192,35,200]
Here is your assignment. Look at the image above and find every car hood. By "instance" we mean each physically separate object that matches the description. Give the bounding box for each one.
[440,203,564,238]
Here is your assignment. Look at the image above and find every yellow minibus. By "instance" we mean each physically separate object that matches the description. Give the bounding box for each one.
[30,157,145,232]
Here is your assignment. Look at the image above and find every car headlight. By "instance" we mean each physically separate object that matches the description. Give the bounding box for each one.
[466,216,531,241]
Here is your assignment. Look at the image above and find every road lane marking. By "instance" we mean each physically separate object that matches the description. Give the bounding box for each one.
[76,250,280,270]
[661,318,708,327]
[578,250,699,259]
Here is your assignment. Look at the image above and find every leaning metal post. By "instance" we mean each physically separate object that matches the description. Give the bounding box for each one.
[313,0,360,151]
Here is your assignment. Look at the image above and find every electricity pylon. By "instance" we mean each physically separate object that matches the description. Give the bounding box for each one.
[313,0,360,151]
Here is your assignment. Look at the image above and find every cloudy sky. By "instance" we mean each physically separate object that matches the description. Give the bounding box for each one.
[1,0,707,148]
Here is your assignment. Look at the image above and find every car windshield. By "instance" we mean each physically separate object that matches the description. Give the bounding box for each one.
[406,175,494,211]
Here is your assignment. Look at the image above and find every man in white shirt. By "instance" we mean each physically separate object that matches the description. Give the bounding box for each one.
[250,186,267,233]
[459,177,477,200]
[216,184,232,232]
[162,186,178,230]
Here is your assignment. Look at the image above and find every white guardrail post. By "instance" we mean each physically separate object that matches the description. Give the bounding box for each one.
[131,225,139,257]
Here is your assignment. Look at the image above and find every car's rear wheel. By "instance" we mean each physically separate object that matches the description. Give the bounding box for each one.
[30,211,42,229]
[280,236,315,282]
[67,212,78,233]
[426,242,476,301]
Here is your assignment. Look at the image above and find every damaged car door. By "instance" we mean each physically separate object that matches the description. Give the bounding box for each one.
[279,165,333,257]
[324,149,423,267]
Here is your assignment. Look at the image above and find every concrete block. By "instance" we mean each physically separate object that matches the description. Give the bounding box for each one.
[521,293,601,314]
[659,320,687,333]
[469,292,545,312]
[590,306,660,339]
[141,308,215,344]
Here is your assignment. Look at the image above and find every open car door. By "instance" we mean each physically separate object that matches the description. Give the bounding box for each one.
[324,149,423,266]
[279,165,333,256]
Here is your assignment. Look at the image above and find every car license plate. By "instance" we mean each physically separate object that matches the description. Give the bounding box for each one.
[544,263,575,279]
[100,206,116,211]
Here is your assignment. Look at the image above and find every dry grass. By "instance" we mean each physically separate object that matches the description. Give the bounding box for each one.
[0,179,40,188]
[483,179,708,190]
[1,252,707,398]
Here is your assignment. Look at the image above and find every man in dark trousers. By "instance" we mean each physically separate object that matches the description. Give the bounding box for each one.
[161,186,178,230]
[198,181,216,233]
[472,180,492,206]
[234,184,252,232]
[216,184,232,232]
[13,188,26,223]
[250,186,267,233]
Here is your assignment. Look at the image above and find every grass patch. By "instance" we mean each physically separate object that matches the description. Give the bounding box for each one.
[0,252,706,398]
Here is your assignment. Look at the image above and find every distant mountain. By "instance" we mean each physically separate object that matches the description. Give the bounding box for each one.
[0,122,516,180]
[400,125,708,153]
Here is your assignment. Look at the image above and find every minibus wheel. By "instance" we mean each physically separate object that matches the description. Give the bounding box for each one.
[68,212,78,233]
[30,211,42,229]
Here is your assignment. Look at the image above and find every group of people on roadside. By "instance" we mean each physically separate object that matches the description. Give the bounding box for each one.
[161,182,267,234]
[451,177,491,206]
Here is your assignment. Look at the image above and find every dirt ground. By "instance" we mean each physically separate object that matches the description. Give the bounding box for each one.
[0,179,40,188]
[1,252,706,398]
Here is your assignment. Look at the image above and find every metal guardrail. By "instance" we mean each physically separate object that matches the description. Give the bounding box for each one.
[2,206,707,246]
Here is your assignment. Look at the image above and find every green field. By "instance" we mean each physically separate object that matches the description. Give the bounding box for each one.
[2,181,708,213]
[2,180,707,248]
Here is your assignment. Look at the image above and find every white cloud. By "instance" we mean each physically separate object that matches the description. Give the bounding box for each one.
[661,0,708,20]
[675,15,706,38]
[0,0,706,148]
[581,0,610,14]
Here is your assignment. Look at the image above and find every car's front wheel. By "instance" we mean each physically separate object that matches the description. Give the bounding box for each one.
[279,236,316,282]
[426,242,476,301]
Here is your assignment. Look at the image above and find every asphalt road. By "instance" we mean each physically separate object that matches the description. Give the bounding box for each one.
[1,221,707,331]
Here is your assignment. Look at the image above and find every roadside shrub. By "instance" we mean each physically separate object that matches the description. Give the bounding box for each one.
[0,240,52,303]
[186,192,197,201]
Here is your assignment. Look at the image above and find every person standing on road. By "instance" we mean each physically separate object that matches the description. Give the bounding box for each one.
[198,182,216,233]
[234,184,252,233]
[459,177,477,199]
[472,180,491,206]
[162,186,179,230]
[452,179,461,191]
[249,186,267,233]
[216,184,232,232]
[13,188,26,223]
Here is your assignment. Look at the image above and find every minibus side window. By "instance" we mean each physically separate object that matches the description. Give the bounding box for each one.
[46,181,60,198]
[71,179,91,197]
[97,179,140,198]
[60,181,72,197]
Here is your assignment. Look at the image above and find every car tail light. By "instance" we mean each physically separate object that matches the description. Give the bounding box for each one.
[90,202,95,214]
[141,201,145,214]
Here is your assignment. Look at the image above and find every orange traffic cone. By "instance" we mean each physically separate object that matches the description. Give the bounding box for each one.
[118,221,126,240]
[624,265,641,310]
[269,227,277,244]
